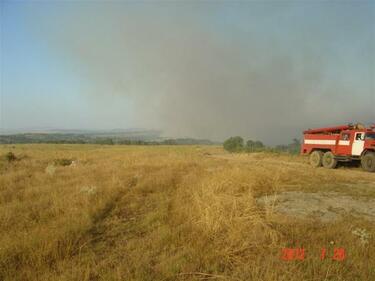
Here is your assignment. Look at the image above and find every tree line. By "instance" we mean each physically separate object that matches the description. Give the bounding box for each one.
[223,136,300,154]
[0,134,215,145]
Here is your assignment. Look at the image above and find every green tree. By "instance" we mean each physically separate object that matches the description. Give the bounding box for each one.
[246,139,264,152]
[223,136,244,152]
[275,138,301,154]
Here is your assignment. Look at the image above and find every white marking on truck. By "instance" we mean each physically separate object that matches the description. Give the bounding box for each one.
[304,139,336,145]
[338,140,350,146]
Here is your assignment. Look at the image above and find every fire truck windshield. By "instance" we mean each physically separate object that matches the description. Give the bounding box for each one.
[365,133,375,140]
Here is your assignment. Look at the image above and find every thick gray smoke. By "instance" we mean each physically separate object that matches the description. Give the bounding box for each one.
[28,2,374,144]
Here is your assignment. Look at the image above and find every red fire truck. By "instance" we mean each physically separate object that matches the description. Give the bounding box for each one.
[301,123,375,172]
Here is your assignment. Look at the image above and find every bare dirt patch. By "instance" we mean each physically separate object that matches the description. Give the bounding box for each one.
[257,191,375,223]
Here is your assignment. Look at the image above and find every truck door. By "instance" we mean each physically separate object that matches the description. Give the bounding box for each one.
[352,132,365,156]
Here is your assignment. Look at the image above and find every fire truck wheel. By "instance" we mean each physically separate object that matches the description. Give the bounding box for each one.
[310,151,323,167]
[361,152,375,172]
[322,151,338,169]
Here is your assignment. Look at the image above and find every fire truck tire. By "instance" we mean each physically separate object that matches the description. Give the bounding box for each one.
[361,152,375,172]
[310,151,323,167]
[322,152,338,169]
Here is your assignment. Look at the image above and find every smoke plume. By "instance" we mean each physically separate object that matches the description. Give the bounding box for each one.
[26,2,374,144]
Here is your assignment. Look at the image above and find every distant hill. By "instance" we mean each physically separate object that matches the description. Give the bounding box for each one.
[0,129,217,145]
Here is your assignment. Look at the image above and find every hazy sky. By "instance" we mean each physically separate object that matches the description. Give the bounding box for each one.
[1,1,374,143]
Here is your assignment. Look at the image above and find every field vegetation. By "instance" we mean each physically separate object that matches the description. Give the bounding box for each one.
[0,144,374,280]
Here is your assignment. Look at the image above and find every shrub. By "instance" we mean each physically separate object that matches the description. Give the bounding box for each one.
[5,152,17,162]
[54,158,73,166]
[223,136,244,152]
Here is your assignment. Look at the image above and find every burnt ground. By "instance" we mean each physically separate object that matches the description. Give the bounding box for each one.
[209,151,375,223]
[257,191,375,223]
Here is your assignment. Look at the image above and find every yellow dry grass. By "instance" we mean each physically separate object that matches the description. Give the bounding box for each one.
[0,144,374,281]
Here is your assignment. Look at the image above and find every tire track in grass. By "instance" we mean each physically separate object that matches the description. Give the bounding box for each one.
[62,165,194,281]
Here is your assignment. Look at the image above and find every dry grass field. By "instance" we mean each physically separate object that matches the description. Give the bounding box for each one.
[0,144,374,281]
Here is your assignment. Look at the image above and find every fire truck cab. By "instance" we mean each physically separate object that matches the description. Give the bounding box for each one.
[301,124,375,172]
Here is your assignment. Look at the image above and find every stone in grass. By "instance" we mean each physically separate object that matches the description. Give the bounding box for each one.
[80,185,97,195]
[45,164,56,176]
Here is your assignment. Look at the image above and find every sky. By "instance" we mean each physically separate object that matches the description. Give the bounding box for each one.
[0,0,374,144]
